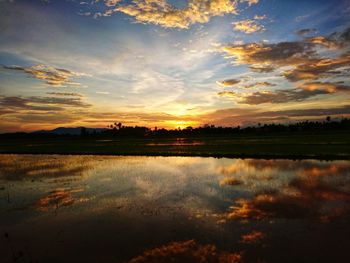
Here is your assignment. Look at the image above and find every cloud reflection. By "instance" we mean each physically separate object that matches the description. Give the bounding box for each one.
[126,239,242,263]
[35,188,87,212]
[0,154,94,181]
[217,159,350,222]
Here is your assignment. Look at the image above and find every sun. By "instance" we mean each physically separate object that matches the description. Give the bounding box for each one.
[164,120,198,129]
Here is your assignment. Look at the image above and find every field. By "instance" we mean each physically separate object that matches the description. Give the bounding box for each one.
[1,130,350,159]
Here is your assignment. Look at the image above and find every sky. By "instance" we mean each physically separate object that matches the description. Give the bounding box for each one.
[0,0,350,132]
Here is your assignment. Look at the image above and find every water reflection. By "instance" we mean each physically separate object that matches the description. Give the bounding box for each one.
[36,188,87,212]
[0,154,94,181]
[240,231,265,244]
[146,138,205,146]
[217,159,350,222]
[126,240,242,263]
[0,155,349,262]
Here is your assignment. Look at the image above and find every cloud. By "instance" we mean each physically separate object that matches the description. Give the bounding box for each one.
[340,27,350,43]
[242,81,276,88]
[240,0,259,6]
[0,95,91,114]
[295,14,311,23]
[233,19,265,34]
[283,54,350,82]
[249,65,275,73]
[217,91,237,98]
[2,64,88,87]
[217,26,350,107]
[201,104,350,127]
[299,81,350,92]
[221,41,316,71]
[46,92,83,97]
[253,14,266,20]
[296,28,317,36]
[0,95,92,131]
[241,89,328,105]
[116,0,238,29]
[241,82,349,105]
[306,36,340,49]
[265,105,350,117]
[221,26,350,73]
[217,79,241,87]
[94,0,259,29]
[104,0,121,7]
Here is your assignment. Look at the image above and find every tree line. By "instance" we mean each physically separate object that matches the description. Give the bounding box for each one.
[2,117,350,139]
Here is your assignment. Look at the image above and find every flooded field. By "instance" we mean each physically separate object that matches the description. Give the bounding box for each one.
[1,155,350,263]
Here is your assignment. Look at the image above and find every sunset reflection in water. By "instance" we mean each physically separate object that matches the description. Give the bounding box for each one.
[0,155,349,262]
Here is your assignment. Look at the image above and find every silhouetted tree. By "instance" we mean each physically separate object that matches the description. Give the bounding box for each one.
[80,127,87,136]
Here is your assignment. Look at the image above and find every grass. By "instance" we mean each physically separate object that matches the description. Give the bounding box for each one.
[1,130,350,159]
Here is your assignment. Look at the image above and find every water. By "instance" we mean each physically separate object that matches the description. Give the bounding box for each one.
[0,155,349,263]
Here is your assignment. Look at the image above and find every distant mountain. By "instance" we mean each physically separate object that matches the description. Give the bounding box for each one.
[33,127,107,135]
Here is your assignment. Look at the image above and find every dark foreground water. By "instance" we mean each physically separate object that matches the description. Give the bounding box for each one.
[0,155,350,263]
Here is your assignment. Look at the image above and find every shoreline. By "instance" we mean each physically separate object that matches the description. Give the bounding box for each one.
[1,151,350,160]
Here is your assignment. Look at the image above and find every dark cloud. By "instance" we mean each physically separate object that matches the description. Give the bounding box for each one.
[243,81,276,88]
[0,96,63,112]
[340,27,350,43]
[202,104,350,127]
[2,64,87,87]
[249,65,275,73]
[220,26,350,88]
[264,104,350,117]
[217,79,241,87]
[296,28,317,36]
[241,82,349,105]
[46,92,83,97]
[283,54,350,82]
[241,88,330,105]
[306,36,340,49]
[222,41,317,70]
[0,95,91,114]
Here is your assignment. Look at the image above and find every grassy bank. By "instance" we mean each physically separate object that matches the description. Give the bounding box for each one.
[1,131,350,159]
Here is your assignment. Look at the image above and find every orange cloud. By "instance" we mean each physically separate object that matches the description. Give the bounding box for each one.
[233,19,265,34]
[115,0,239,29]
[96,0,260,29]
[307,36,340,49]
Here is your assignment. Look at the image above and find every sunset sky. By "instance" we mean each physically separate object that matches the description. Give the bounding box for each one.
[0,0,350,132]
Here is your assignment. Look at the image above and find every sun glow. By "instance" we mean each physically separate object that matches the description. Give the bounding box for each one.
[164,120,199,129]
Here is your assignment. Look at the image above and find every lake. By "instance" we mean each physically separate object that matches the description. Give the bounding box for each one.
[1,155,350,263]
